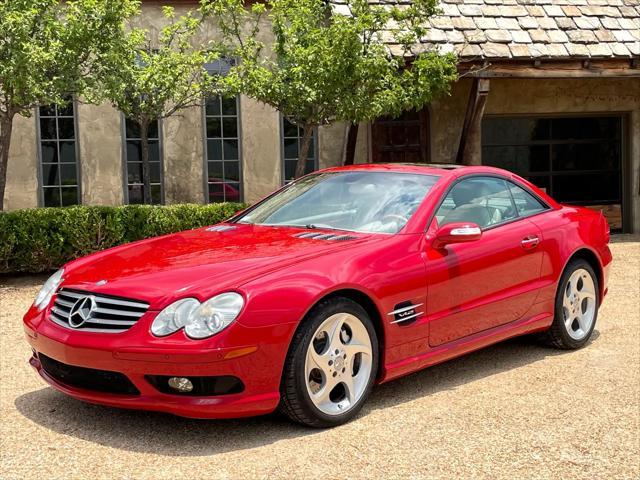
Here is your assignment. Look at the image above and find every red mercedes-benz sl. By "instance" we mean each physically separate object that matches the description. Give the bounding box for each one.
[24,164,612,427]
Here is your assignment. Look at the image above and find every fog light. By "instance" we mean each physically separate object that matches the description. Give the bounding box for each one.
[168,377,193,393]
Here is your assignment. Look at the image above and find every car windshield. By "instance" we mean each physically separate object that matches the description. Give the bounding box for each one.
[235,171,439,234]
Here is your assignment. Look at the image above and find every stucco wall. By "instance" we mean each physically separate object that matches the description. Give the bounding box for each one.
[240,96,282,204]
[318,122,345,169]
[4,113,38,209]
[163,106,205,204]
[426,77,640,232]
[429,79,474,164]
[77,102,124,206]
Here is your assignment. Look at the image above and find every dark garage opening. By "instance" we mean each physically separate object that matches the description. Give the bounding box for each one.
[482,115,626,232]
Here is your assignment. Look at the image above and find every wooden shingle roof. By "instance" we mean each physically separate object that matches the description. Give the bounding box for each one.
[332,0,640,60]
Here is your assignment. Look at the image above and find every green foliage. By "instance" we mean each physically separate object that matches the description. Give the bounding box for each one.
[0,203,245,274]
[204,0,458,176]
[99,5,221,125]
[0,0,139,117]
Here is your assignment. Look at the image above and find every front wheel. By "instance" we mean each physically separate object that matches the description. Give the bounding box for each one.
[279,297,378,428]
[544,259,599,349]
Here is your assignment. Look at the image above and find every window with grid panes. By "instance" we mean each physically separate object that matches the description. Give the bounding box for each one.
[204,95,241,202]
[282,118,318,183]
[482,115,624,231]
[38,99,80,206]
[124,118,163,204]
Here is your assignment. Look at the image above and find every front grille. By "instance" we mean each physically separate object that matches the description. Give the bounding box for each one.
[49,288,149,333]
[39,353,140,395]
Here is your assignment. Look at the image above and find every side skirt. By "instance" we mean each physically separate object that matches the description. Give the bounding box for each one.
[379,312,553,384]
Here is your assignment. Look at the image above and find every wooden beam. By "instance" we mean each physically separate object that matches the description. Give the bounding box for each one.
[469,68,640,79]
[344,123,359,165]
[456,78,490,165]
[460,58,640,79]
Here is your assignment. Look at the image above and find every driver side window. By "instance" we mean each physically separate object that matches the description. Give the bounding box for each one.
[436,177,517,229]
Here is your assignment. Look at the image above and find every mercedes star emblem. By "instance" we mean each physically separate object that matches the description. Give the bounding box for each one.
[68,296,97,328]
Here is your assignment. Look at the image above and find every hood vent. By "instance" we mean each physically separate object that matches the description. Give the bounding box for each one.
[206,225,237,232]
[294,232,357,242]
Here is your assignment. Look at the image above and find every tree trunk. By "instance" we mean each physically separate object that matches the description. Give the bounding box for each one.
[139,120,152,204]
[344,123,359,166]
[294,124,315,179]
[0,112,15,211]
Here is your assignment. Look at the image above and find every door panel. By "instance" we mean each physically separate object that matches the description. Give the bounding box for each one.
[426,219,544,347]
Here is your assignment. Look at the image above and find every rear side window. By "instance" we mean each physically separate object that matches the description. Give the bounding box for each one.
[508,182,547,217]
[436,177,518,228]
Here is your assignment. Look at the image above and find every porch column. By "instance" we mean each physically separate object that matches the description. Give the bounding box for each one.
[456,78,491,165]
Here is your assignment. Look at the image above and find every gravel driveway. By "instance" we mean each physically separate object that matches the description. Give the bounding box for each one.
[1,237,638,480]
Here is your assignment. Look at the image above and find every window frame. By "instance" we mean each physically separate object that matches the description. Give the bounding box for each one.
[120,114,165,205]
[35,98,82,207]
[202,94,243,203]
[429,174,552,233]
[280,115,319,185]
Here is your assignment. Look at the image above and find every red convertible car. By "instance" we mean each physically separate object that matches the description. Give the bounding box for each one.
[24,164,612,427]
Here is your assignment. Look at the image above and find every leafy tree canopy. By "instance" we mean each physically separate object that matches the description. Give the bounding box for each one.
[0,0,139,117]
[204,0,458,177]
[99,6,220,125]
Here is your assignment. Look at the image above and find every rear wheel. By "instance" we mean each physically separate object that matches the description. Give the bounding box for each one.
[544,259,599,349]
[279,297,378,428]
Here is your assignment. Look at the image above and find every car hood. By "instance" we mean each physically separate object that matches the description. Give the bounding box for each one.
[62,224,372,309]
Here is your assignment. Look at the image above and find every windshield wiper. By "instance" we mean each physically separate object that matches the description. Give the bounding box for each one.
[258,222,356,233]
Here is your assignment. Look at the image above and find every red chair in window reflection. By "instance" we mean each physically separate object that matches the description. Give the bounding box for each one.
[208,178,240,203]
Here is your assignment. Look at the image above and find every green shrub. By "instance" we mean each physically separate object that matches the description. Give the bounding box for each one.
[0,203,246,274]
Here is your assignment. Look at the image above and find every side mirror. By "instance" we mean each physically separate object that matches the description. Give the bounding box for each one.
[432,222,482,249]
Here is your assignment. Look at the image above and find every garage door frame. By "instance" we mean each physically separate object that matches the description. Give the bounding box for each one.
[481,112,631,233]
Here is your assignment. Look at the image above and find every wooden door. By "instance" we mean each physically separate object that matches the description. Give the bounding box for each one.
[371,108,429,164]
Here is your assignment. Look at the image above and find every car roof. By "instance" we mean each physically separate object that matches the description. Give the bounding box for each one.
[319,163,507,177]
[317,163,559,208]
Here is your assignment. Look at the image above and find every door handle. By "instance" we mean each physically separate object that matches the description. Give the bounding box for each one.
[521,235,540,250]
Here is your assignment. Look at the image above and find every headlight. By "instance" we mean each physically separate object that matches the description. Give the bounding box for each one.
[151,292,244,339]
[34,269,64,311]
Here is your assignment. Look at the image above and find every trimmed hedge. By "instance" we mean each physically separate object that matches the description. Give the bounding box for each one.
[0,203,246,274]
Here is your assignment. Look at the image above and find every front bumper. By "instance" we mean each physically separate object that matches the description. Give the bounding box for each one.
[24,307,295,419]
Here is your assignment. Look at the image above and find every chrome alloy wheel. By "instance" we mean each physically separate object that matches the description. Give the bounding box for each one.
[304,313,373,416]
[562,268,597,341]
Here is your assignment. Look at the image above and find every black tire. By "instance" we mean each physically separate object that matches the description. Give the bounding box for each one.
[279,297,379,428]
[543,258,599,350]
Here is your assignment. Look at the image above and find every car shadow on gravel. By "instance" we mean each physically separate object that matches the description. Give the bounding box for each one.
[14,333,599,457]
[364,331,598,415]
